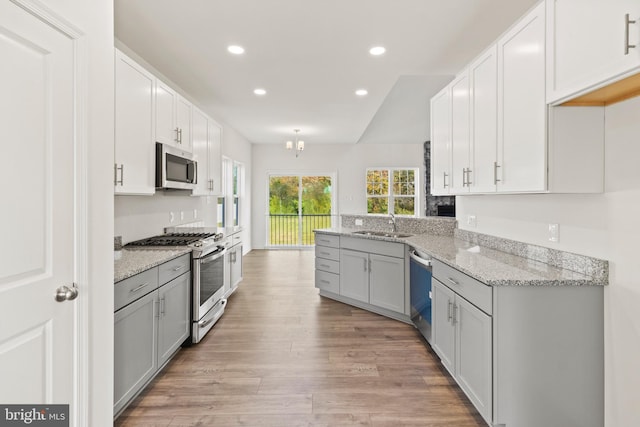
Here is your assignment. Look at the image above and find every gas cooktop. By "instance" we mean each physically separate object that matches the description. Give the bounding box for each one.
[125,232,221,247]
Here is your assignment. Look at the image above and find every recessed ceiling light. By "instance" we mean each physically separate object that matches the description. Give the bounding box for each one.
[369,46,386,56]
[254,88,266,96]
[355,89,368,96]
[227,45,245,55]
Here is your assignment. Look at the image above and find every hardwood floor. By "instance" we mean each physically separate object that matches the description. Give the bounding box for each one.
[115,250,485,426]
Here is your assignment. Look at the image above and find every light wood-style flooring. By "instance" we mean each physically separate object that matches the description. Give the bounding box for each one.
[116,250,485,426]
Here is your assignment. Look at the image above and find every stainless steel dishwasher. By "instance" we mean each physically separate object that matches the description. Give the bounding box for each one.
[409,248,433,344]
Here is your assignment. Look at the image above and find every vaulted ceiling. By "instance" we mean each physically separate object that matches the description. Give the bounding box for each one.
[114,0,538,145]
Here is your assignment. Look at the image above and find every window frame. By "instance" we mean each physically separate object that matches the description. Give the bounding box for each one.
[366,167,419,216]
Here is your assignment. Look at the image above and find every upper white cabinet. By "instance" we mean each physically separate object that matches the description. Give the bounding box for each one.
[114,49,156,195]
[155,79,192,152]
[430,1,605,195]
[546,0,640,104]
[469,46,498,193]
[430,87,451,196]
[449,71,471,194]
[192,108,223,196]
[496,2,546,193]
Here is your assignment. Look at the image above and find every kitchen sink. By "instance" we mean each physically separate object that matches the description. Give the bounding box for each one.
[352,230,412,239]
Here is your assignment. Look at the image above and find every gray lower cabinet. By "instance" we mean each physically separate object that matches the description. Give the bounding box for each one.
[432,278,492,423]
[314,232,407,320]
[157,272,191,367]
[113,290,158,416]
[432,259,603,427]
[114,254,190,417]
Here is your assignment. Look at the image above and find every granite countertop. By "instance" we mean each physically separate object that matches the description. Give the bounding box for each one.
[315,227,606,287]
[114,248,192,283]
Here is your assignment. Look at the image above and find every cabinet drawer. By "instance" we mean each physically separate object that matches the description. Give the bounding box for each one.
[231,233,242,245]
[315,257,340,275]
[115,267,159,312]
[433,260,492,315]
[341,236,404,258]
[315,233,340,248]
[315,245,339,261]
[158,254,191,285]
[315,270,340,293]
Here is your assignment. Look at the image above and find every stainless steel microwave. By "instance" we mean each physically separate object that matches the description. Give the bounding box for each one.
[156,143,197,190]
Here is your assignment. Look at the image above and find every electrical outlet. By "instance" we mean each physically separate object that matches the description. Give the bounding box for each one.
[355,219,363,226]
[549,223,559,242]
[193,209,198,219]
[467,215,477,227]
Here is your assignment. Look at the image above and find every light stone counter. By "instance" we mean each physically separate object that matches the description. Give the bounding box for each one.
[315,227,607,287]
[114,248,192,283]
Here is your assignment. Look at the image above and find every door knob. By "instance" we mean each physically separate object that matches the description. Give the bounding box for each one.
[55,284,78,302]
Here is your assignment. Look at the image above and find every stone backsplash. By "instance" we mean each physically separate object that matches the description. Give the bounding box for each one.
[341,214,456,236]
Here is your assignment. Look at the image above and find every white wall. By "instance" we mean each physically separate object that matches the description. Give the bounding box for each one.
[251,142,424,249]
[456,97,640,427]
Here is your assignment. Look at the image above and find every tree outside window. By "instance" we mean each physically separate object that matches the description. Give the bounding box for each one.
[367,168,418,215]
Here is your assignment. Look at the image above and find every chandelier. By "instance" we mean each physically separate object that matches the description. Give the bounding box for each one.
[285,129,305,157]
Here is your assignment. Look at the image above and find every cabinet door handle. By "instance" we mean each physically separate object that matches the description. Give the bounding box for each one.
[363,259,367,272]
[160,297,165,316]
[114,164,124,186]
[452,303,458,325]
[447,277,460,287]
[625,14,637,55]
[447,300,453,322]
[129,282,149,293]
[320,264,330,269]
[493,161,501,185]
[443,172,449,188]
[172,265,185,272]
[466,168,472,186]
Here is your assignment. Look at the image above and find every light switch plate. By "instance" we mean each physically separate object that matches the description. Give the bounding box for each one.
[355,219,363,226]
[467,215,477,227]
[549,223,559,242]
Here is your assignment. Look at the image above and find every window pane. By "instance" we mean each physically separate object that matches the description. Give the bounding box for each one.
[367,197,388,214]
[367,170,388,195]
[269,176,299,214]
[217,197,225,228]
[394,197,415,215]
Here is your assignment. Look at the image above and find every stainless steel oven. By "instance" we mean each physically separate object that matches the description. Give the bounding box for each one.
[125,230,228,344]
[191,244,227,343]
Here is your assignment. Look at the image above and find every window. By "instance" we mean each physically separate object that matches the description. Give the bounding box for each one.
[219,157,244,228]
[366,168,418,215]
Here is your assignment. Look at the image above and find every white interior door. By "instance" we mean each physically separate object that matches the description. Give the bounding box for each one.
[0,0,78,411]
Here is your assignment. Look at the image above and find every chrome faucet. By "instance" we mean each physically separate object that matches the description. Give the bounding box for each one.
[389,213,397,232]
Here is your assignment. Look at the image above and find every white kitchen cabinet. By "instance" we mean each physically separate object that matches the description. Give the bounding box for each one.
[547,0,640,104]
[429,86,451,195]
[207,120,223,195]
[449,70,471,194]
[114,49,156,195]
[469,45,498,193]
[192,107,223,196]
[432,266,493,425]
[155,79,192,151]
[496,2,546,193]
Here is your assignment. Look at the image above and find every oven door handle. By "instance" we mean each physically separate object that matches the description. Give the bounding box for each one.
[199,248,227,264]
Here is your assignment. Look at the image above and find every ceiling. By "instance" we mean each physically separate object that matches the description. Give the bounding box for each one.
[114,0,538,145]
